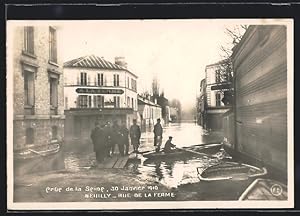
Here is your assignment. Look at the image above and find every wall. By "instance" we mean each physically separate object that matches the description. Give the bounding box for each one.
[232,25,287,173]
[11,25,65,149]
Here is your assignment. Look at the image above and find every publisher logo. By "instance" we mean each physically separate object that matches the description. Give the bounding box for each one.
[270,184,283,196]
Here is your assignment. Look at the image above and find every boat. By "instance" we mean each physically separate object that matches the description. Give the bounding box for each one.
[143,143,223,160]
[182,143,223,155]
[14,142,61,160]
[238,178,287,200]
[197,161,267,181]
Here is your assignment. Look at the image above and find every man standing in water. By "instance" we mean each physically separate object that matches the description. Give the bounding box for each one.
[120,121,129,155]
[90,121,105,163]
[129,119,141,153]
[153,118,163,152]
[103,121,113,157]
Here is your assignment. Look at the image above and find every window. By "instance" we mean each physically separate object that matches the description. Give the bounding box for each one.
[50,77,58,108]
[113,74,119,86]
[51,126,58,140]
[24,71,35,106]
[97,73,104,86]
[216,69,221,83]
[94,95,104,108]
[80,72,87,85]
[114,96,120,108]
[65,97,68,109]
[26,128,34,145]
[216,92,221,107]
[131,98,134,108]
[127,77,130,88]
[131,79,137,91]
[24,26,34,55]
[49,27,57,63]
[78,95,88,108]
[127,97,130,107]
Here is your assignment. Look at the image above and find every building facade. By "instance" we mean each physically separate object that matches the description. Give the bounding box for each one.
[225,25,288,177]
[64,55,138,141]
[137,95,162,131]
[11,25,64,150]
[201,60,232,130]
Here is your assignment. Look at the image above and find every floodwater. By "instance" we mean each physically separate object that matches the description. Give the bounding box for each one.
[125,122,253,200]
[62,122,252,200]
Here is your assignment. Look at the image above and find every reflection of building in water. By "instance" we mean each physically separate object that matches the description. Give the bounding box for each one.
[137,95,162,131]
[11,25,65,150]
[63,55,138,141]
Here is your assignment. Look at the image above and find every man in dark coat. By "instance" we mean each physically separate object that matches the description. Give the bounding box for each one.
[103,121,113,157]
[153,118,163,152]
[119,122,129,155]
[90,121,105,162]
[129,119,141,153]
[111,121,123,155]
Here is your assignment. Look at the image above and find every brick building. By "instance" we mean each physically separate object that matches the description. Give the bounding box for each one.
[10,25,64,151]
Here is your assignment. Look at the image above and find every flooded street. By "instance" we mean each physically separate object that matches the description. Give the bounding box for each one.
[59,122,252,201]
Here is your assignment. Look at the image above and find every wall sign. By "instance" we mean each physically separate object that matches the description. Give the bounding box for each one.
[76,88,124,94]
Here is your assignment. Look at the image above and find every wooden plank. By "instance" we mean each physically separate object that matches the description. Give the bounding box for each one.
[113,156,129,169]
[97,156,118,168]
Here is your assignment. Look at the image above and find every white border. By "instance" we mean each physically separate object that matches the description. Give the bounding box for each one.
[7,18,294,210]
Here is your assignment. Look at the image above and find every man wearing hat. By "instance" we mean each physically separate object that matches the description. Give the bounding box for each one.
[164,136,176,153]
[129,119,141,153]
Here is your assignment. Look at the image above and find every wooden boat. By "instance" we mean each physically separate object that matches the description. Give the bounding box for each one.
[14,142,61,160]
[182,143,223,155]
[197,161,267,181]
[238,178,287,200]
[143,143,223,159]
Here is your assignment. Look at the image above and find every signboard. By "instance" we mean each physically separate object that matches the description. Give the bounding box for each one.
[76,88,124,94]
[211,83,232,90]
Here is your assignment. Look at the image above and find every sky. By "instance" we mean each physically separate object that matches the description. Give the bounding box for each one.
[56,20,243,111]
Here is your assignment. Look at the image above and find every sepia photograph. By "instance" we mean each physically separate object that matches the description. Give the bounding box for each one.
[6,18,293,210]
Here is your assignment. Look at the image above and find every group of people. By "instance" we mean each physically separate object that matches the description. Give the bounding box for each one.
[91,118,177,163]
[90,119,141,163]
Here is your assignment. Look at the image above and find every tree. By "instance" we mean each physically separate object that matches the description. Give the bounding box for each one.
[216,25,249,105]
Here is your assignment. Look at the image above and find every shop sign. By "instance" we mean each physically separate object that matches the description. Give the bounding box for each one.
[76,88,124,94]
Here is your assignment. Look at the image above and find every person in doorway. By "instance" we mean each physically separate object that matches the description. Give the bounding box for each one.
[153,118,163,152]
[129,119,141,153]
[90,121,105,163]
[120,122,129,155]
[164,136,176,153]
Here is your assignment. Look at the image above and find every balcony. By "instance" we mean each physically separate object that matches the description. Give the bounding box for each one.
[68,107,134,116]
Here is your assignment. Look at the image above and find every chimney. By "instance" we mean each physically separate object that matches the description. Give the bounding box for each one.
[115,57,128,69]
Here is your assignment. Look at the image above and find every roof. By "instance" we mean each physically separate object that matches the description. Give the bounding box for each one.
[137,95,161,107]
[64,55,138,78]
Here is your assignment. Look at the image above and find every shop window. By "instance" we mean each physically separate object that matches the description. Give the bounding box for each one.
[26,128,34,145]
[216,92,222,107]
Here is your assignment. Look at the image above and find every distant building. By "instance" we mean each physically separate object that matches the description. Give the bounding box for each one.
[169,107,179,122]
[11,25,64,150]
[137,95,162,131]
[201,59,232,130]
[64,55,138,141]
